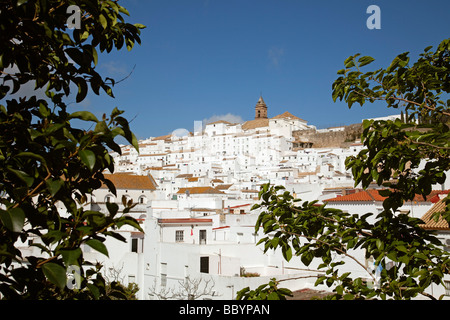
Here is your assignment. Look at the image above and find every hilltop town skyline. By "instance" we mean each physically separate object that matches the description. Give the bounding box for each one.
[128,95,394,142]
[76,1,450,140]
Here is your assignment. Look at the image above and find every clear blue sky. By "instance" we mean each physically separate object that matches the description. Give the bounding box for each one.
[81,0,450,140]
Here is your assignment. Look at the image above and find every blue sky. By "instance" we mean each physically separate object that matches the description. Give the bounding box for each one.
[79,1,450,139]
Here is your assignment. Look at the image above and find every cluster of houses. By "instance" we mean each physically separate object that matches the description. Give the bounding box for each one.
[16,97,450,299]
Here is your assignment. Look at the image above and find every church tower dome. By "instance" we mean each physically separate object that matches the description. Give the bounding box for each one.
[255,96,268,119]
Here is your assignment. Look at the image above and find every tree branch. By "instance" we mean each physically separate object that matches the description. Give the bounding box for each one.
[405,137,450,150]
[280,229,377,282]
[354,89,450,117]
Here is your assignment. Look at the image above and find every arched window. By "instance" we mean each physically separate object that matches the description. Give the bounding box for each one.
[138,195,147,204]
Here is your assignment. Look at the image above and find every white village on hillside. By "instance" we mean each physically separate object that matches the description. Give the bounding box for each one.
[20,97,450,300]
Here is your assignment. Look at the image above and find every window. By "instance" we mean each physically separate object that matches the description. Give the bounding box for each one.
[131,238,139,253]
[161,263,167,287]
[138,196,147,204]
[176,230,184,242]
[445,280,450,296]
[199,230,207,245]
[131,233,144,253]
[200,257,209,274]
[161,273,167,287]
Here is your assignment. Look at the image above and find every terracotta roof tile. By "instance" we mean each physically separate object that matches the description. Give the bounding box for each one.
[325,189,386,202]
[216,184,233,190]
[271,111,306,122]
[101,173,157,190]
[177,187,224,195]
[242,118,269,130]
[151,134,172,141]
[420,199,449,230]
[325,189,449,204]
[207,120,232,125]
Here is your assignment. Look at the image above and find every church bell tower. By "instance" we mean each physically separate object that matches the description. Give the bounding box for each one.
[255,96,268,119]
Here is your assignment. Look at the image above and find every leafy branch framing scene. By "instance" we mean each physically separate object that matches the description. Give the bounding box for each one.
[0,0,144,299]
[1,0,450,303]
[239,39,450,300]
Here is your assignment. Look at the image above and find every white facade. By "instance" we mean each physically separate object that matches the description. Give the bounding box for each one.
[95,105,447,299]
[14,99,450,300]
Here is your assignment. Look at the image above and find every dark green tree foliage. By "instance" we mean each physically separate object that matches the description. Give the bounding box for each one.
[239,39,450,300]
[0,0,145,299]
[333,39,450,207]
[236,278,293,300]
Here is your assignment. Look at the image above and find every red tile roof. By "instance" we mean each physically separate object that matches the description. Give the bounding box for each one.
[151,134,171,141]
[325,189,386,202]
[207,120,232,125]
[272,111,306,122]
[427,190,449,203]
[177,187,224,195]
[325,189,448,203]
[101,173,157,190]
[213,226,230,230]
[229,204,252,209]
[420,199,449,230]
[242,118,269,130]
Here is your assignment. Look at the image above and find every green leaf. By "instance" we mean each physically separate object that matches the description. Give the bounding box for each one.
[75,78,88,103]
[282,245,292,262]
[358,56,375,67]
[118,5,130,16]
[60,248,82,267]
[7,167,34,187]
[70,111,98,122]
[42,263,67,289]
[133,23,146,29]
[16,152,47,166]
[79,149,96,171]
[130,131,139,151]
[268,291,280,300]
[301,251,313,266]
[87,283,100,299]
[378,189,391,197]
[65,48,85,66]
[315,275,327,286]
[344,56,356,68]
[116,216,143,232]
[85,239,109,257]
[45,179,63,197]
[92,47,98,66]
[376,239,384,250]
[0,208,25,233]
[106,202,119,218]
[99,14,108,29]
